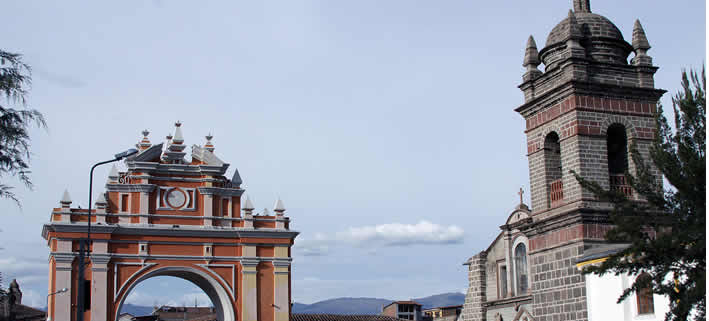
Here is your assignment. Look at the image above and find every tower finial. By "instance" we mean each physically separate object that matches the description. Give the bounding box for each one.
[573,0,590,12]
[632,19,651,51]
[631,19,652,66]
[523,35,540,67]
[522,35,542,82]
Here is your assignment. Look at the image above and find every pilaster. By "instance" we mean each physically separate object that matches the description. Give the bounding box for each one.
[273,262,290,321]
[139,192,150,224]
[241,259,259,321]
[203,194,213,226]
[53,255,74,321]
[90,255,111,321]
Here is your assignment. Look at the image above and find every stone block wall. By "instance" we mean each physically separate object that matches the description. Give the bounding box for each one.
[529,242,588,321]
[461,252,487,321]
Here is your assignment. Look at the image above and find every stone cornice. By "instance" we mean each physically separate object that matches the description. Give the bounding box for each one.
[197,187,245,197]
[126,161,229,176]
[43,223,299,240]
[105,183,157,193]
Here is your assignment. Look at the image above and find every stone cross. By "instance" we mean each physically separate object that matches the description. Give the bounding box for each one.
[518,187,524,204]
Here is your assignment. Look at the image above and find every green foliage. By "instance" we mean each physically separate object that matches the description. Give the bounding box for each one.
[0,50,46,207]
[574,68,706,321]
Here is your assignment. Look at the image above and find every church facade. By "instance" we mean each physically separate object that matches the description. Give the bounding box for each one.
[461,1,666,321]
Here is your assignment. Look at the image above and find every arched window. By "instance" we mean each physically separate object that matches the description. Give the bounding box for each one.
[514,243,528,295]
[636,273,654,315]
[607,124,631,196]
[544,132,563,206]
[607,124,628,174]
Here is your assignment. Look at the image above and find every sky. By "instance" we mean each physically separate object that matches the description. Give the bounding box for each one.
[0,0,705,309]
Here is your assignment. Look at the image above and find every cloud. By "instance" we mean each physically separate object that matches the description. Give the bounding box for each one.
[293,221,464,256]
[336,220,464,246]
[0,257,48,287]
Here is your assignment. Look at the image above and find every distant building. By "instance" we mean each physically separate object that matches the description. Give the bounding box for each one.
[0,279,46,321]
[381,301,422,321]
[293,314,407,321]
[153,306,216,321]
[422,305,461,321]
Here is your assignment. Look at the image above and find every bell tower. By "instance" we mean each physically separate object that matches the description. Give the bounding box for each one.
[515,0,664,319]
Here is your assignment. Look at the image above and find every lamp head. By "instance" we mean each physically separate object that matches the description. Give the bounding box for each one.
[114,148,139,160]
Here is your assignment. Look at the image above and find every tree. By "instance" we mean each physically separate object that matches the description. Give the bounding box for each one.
[574,68,706,321]
[0,50,46,206]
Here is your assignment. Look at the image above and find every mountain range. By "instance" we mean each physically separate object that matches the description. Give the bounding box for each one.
[120,292,465,316]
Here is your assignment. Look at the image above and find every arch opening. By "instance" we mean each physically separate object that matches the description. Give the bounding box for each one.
[544,132,563,206]
[607,124,632,196]
[115,266,235,321]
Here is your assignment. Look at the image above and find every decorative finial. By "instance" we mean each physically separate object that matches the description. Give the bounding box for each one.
[632,19,651,51]
[108,164,119,183]
[95,191,107,206]
[273,197,285,215]
[137,129,152,150]
[243,195,255,211]
[523,35,541,68]
[60,189,72,204]
[573,0,590,13]
[204,133,215,153]
[231,169,242,187]
[172,121,184,144]
[631,19,653,66]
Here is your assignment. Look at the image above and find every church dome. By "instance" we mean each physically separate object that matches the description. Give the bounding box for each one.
[540,8,633,66]
[546,12,623,46]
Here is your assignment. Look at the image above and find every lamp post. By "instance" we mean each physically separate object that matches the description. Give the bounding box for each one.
[46,287,68,321]
[76,148,138,321]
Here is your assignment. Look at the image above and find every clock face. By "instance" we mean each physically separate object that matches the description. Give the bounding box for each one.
[167,189,186,208]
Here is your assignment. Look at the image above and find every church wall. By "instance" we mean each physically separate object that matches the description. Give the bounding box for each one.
[484,235,508,301]
[529,242,587,321]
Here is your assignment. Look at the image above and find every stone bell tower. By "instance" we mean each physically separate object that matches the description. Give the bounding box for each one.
[515,0,664,319]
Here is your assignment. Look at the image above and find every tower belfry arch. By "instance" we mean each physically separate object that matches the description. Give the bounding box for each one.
[42,123,298,321]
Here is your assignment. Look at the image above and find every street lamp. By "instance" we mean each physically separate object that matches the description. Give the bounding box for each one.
[76,148,138,321]
[46,287,68,321]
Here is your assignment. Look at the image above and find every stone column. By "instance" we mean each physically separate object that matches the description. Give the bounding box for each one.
[241,259,259,321]
[461,251,487,321]
[273,262,290,321]
[53,255,74,321]
[90,255,111,321]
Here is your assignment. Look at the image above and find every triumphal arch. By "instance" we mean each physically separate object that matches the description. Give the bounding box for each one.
[42,122,298,321]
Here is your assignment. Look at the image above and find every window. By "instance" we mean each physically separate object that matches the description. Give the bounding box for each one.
[514,243,528,295]
[499,265,508,298]
[544,132,563,206]
[636,273,654,315]
[121,194,129,212]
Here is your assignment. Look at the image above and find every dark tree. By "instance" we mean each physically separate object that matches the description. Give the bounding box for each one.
[575,68,705,321]
[0,50,46,206]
